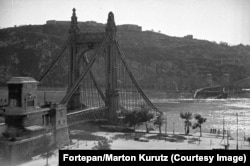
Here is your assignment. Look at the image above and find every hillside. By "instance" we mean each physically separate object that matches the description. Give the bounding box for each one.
[0,23,250,90]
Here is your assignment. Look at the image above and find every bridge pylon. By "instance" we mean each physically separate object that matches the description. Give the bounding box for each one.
[66,9,120,120]
[68,8,81,110]
[104,12,119,121]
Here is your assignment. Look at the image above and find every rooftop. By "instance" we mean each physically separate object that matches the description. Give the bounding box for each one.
[7,77,38,84]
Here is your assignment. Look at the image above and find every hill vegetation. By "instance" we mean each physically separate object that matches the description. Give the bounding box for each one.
[1,23,250,90]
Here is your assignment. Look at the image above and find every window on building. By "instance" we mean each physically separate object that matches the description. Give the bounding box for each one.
[8,84,22,107]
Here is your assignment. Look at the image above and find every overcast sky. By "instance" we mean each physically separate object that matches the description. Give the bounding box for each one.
[0,0,249,45]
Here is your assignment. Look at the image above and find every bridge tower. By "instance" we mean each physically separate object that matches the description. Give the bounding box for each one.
[68,8,81,110]
[66,9,119,120]
[104,12,119,121]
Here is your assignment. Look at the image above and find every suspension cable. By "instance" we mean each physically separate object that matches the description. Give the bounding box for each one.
[39,38,72,82]
[115,40,161,113]
[60,35,110,104]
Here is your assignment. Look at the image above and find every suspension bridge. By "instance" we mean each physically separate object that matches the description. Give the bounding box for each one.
[38,8,160,125]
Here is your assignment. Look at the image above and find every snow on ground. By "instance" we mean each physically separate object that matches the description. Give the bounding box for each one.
[17,131,250,166]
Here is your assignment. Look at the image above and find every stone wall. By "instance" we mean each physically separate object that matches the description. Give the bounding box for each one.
[0,123,6,136]
[0,132,54,166]
[5,111,47,128]
[53,105,69,147]
[23,112,43,127]
[0,125,69,166]
[54,126,70,148]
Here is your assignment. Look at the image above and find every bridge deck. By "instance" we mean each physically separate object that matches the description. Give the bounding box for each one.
[67,107,108,126]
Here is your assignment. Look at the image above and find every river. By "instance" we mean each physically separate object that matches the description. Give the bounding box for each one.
[1,89,249,140]
[153,98,250,140]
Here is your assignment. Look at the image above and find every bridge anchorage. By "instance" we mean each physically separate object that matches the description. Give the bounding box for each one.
[0,9,161,165]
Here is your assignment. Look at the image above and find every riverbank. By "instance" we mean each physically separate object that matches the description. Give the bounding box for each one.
[93,130,250,150]
[17,129,250,166]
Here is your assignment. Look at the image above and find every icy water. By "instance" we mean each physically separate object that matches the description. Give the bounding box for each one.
[153,98,250,139]
[1,89,250,140]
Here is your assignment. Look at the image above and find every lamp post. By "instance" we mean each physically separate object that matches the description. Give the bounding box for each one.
[165,114,167,135]
[173,122,175,135]
[236,113,238,150]
[222,115,225,139]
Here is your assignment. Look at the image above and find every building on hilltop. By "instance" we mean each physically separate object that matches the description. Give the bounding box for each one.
[85,21,101,26]
[117,24,142,31]
[46,20,102,26]
[46,20,70,25]
[184,35,193,39]
[46,20,142,32]
[46,20,57,25]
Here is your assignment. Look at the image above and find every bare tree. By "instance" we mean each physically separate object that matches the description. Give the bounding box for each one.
[180,112,192,135]
[192,114,207,137]
[153,113,164,134]
[123,106,154,133]
[92,138,112,150]
[124,110,138,131]
[40,134,55,166]
[137,106,154,133]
